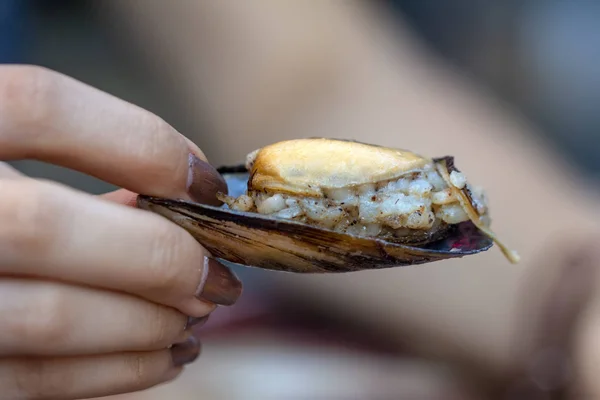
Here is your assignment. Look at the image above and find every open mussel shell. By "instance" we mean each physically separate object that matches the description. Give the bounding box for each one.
[137,166,493,273]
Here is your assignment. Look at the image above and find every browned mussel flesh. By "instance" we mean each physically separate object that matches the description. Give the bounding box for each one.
[138,138,519,273]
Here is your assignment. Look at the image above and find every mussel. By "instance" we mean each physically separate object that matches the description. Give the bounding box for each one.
[138,138,519,273]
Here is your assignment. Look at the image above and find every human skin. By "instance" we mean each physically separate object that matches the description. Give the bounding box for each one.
[0,65,243,399]
[102,0,600,395]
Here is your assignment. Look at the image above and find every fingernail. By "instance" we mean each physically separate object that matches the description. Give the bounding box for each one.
[185,314,210,329]
[196,257,242,306]
[187,153,228,206]
[170,336,201,367]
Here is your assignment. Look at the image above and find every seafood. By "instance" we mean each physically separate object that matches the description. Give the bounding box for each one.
[138,138,519,273]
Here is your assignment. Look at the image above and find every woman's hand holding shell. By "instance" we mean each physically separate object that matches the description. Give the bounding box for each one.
[0,65,242,399]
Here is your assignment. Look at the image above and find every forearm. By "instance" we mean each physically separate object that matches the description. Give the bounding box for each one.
[101,0,600,375]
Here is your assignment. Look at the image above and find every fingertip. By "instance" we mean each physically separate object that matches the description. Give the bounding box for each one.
[180,297,217,319]
[100,189,139,207]
[182,136,209,163]
[195,257,242,306]
[161,366,184,384]
[187,154,228,205]
[170,336,202,367]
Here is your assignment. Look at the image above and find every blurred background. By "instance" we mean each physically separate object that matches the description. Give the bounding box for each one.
[3,0,599,187]
[1,1,599,399]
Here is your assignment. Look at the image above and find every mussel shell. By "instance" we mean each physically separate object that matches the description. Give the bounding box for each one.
[136,167,493,273]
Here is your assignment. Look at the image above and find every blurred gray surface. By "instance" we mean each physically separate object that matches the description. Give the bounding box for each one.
[10,0,600,189]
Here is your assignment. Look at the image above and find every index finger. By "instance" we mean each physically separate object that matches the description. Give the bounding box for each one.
[0,178,242,317]
[0,64,226,204]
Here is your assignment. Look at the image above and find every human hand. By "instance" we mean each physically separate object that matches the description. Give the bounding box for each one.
[495,239,600,399]
[0,65,242,399]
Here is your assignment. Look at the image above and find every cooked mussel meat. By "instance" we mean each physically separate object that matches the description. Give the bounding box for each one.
[137,138,519,273]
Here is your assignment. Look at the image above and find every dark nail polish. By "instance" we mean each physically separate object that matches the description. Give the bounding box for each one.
[187,153,228,206]
[170,336,201,367]
[185,314,210,329]
[196,257,242,306]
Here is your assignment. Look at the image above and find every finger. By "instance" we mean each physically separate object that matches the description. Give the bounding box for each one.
[0,161,25,179]
[0,278,210,357]
[100,188,139,207]
[0,65,226,205]
[0,179,242,317]
[0,338,201,400]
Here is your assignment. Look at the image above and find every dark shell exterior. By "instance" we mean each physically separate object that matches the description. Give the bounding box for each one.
[136,166,493,274]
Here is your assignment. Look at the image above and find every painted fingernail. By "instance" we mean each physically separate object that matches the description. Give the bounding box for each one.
[187,153,228,205]
[185,314,210,329]
[170,336,201,367]
[196,257,242,306]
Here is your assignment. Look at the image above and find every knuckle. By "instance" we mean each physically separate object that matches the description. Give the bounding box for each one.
[0,180,59,259]
[9,286,70,346]
[0,65,59,137]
